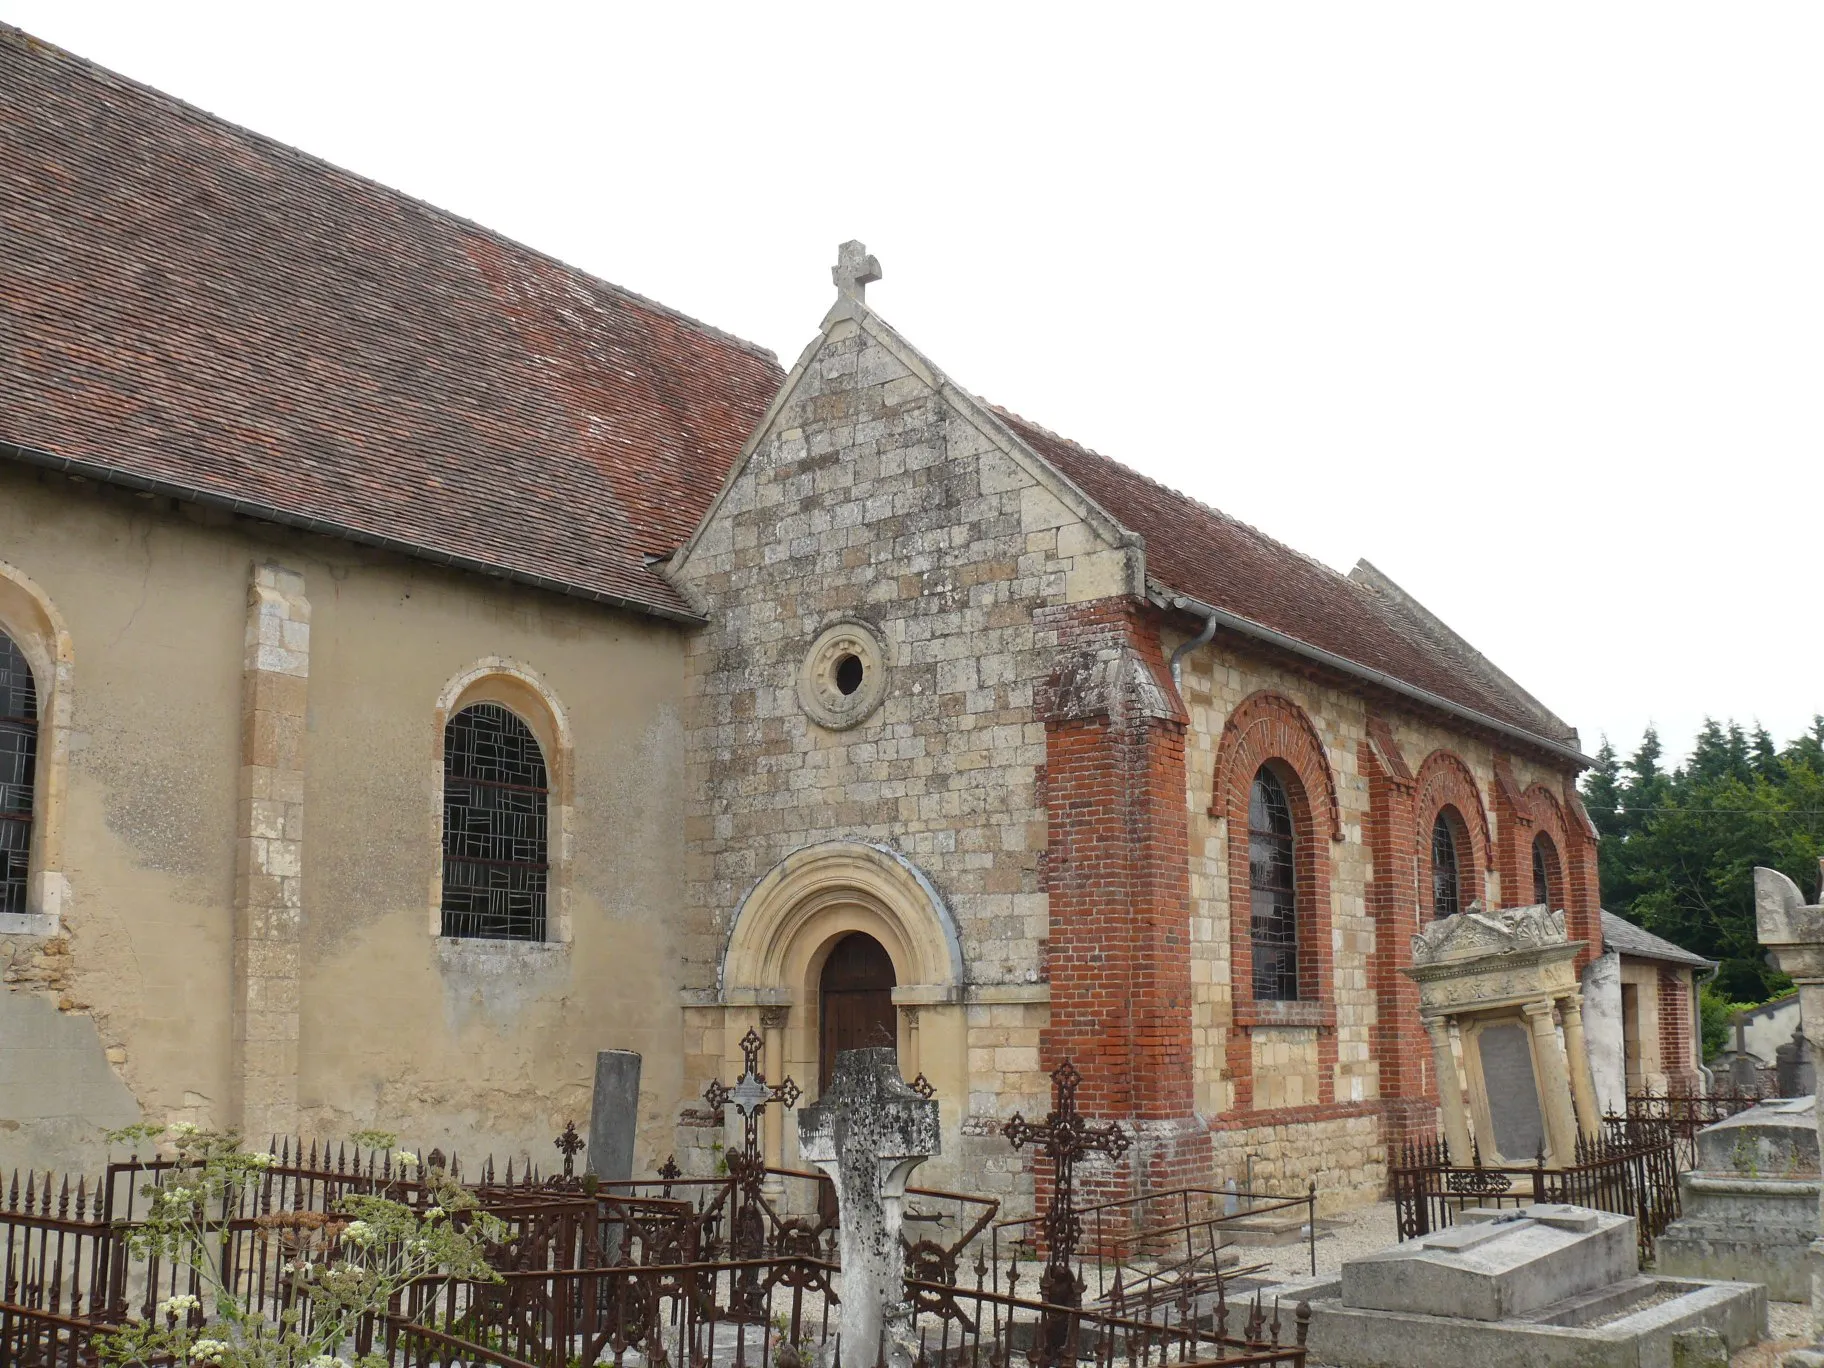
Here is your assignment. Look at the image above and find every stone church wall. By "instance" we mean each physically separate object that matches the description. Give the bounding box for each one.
[672,311,1139,1200]
[0,465,693,1175]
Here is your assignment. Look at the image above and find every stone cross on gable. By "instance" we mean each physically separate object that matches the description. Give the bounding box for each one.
[833,240,882,302]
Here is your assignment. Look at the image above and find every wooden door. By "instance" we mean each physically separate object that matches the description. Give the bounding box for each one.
[818,933,896,1227]
[819,932,897,1089]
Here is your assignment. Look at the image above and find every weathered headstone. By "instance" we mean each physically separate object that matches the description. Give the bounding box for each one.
[587,1049,642,1182]
[797,1047,939,1368]
[1778,1026,1817,1100]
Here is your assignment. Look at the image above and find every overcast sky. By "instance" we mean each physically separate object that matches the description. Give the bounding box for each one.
[13,2,1822,768]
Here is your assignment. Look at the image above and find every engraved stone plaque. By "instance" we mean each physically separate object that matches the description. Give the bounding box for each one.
[1477,1021,1546,1163]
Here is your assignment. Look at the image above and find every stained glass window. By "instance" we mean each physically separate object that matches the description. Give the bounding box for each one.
[440,702,548,941]
[1249,766,1299,1001]
[1431,812,1461,919]
[0,632,37,917]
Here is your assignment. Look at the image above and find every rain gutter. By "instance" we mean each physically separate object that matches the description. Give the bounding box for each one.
[1152,585,1595,770]
[0,438,707,625]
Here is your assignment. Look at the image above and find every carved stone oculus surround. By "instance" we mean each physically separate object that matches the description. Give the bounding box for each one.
[797,618,889,731]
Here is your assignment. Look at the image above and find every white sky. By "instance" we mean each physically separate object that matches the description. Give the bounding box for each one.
[13,2,1822,769]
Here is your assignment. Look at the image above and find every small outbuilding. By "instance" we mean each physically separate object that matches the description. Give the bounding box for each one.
[1587,911,1713,1100]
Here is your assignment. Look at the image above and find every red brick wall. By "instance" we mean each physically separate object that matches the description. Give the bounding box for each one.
[1037,599,1207,1218]
[1657,967,1700,1088]
[1491,758,1601,977]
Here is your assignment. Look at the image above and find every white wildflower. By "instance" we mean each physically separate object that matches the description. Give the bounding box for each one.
[190,1338,230,1362]
[245,1152,275,1169]
[340,1219,375,1248]
[170,1122,200,1137]
[422,1206,443,1222]
[394,1151,419,1167]
[157,1293,199,1318]
[307,1357,348,1368]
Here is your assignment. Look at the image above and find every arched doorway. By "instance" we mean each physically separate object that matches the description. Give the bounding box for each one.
[819,932,897,1088]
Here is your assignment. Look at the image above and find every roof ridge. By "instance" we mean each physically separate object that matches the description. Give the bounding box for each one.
[0,23,779,367]
[981,401,1346,582]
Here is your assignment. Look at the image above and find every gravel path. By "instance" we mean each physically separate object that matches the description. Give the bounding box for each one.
[1246,1198,1399,1284]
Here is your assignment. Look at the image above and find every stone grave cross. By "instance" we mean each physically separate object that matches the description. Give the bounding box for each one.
[833,240,882,302]
[1003,1060,1131,1365]
[798,1046,939,1368]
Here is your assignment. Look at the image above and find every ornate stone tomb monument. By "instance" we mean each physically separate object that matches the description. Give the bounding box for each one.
[1404,904,1603,1165]
[798,1046,940,1368]
[1295,1204,1765,1368]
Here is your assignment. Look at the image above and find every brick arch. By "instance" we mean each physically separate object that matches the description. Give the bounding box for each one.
[1214,691,1339,1110]
[1210,691,1342,841]
[1525,784,1571,909]
[1414,751,1491,921]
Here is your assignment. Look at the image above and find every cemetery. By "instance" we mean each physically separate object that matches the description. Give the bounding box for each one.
[9,872,1824,1367]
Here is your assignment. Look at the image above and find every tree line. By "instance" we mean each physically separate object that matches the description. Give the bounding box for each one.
[1581,716,1824,1006]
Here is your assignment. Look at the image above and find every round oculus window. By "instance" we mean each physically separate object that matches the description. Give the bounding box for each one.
[797,620,888,730]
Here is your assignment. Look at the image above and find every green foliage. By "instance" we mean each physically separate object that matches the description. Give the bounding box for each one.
[97,1126,503,1368]
[1698,984,1751,1062]
[1584,716,1824,1002]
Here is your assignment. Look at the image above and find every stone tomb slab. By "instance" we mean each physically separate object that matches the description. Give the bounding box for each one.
[1286,1204,1765,1368]
[1340,1204,1635,1321]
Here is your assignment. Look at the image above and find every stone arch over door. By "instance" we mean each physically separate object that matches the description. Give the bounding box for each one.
[717,841,965,1172]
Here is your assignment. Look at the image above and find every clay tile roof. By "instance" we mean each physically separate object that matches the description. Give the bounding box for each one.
[991,407,1579,746]
[0,26,783,619]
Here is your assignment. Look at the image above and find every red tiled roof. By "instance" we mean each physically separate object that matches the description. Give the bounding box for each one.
[0,26,782,619]
[994,408,1577,745]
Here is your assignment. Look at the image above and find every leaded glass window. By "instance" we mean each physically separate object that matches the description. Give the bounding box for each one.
[1533,834,1560,908]
[0,632,37,917]
[1431,811,1461,919]
[1249,766,1299,1001]
[441,703,548,941]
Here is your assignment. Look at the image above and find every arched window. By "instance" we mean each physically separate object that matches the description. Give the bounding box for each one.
[1249,766,1299,1001]
[0,631,37,917]
[441,702,548,941]
[1532,833,1562,909]
[1431,810,1462,919]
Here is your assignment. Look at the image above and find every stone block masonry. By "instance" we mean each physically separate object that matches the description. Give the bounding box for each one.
[673,303,1139,1200]
[231,562,308,1141]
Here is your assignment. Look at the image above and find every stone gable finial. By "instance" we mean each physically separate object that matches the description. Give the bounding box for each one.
[833,239,882,302]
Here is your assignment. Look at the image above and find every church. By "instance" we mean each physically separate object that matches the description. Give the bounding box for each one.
[0,26,1642,1212]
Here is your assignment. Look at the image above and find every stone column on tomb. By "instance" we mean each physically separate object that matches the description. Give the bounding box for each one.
[1425,1015,1473,1161]
[1752,863,1824,1356]
[760,1006,789,1206]
[1558,991,1603,1140]
[1524,999,1581,1162]
[798,1047,940,1368]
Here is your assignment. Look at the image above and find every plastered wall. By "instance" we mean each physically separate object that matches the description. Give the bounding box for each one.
[0,466,691,1175]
